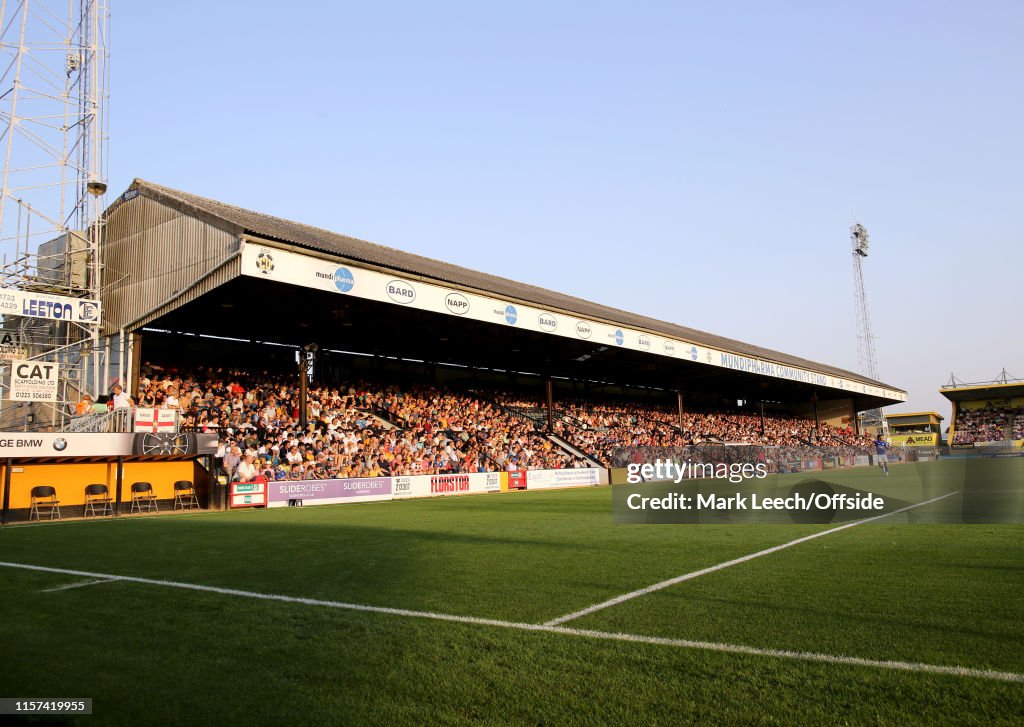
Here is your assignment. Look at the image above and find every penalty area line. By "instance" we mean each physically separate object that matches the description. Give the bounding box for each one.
[0,552,1021,685]
[543,490,960,627]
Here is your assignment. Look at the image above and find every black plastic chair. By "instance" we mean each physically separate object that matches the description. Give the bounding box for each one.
[30,486,61,521]
[129,481,159,514]
[173,480,199,510]
[84,483,114,517]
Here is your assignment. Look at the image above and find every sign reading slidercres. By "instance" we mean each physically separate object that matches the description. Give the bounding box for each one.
[266,477,393,507]
[238,242,906,401]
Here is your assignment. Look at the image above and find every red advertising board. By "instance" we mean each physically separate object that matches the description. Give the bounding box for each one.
[230,476,268,508]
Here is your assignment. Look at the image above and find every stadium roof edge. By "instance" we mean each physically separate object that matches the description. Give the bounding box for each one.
[111,178,905,396]
[940,382,1024,402]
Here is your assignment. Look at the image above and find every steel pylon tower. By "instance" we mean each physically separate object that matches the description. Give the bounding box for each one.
[851,222,882,430]
[0,0,109,430]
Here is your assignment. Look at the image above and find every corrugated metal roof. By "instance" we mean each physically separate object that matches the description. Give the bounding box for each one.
[116,178,903,393]
[102,191,240,333]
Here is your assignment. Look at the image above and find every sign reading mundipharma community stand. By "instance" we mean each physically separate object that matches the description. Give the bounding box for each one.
[0,288,101,324]
[9,359,58,402]
[267,477,393,507]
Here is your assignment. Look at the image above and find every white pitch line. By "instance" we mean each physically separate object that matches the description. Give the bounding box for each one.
[1,551,1021,684]
[40,577,122,593]
[543,490,960,627]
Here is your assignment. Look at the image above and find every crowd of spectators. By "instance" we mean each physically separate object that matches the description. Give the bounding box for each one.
[122,361,897,480]
[952,403,1022,444]
[494,395,875,465]
[131,364,585,481]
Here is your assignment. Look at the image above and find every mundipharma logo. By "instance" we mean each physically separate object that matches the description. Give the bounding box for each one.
[334,267,355,293]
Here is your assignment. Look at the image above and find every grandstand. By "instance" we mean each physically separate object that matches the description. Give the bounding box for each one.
[105,179,903,432]
[19,177,901,498]
[0,178,911,520]
[885,411,944,447]
[941,375,1024,447]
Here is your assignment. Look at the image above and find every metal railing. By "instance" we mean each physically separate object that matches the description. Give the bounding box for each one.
[63,408,133,433]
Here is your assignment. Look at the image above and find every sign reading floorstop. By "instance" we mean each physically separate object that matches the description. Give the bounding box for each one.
[9,359,59,402]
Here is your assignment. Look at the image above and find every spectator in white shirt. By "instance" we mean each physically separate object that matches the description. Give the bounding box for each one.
[111,384,131,409]
[235,454,257,482]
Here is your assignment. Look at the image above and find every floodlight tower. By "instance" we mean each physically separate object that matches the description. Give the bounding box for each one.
[851,222,882,430]
[0,0,110,429]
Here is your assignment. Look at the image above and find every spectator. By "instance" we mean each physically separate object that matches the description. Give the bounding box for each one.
[110,384,131,409]
[235,453,258,483]
[75,393,94,416]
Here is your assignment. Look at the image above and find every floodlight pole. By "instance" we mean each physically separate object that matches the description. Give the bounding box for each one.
[851,223,883,430]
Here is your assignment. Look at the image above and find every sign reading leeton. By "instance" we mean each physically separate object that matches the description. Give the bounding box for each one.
[0,288,101,324]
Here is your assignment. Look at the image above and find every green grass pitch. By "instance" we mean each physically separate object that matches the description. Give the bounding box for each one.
[0,459,1022,725]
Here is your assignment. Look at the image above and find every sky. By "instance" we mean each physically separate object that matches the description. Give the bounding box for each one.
[107,0,1023,424]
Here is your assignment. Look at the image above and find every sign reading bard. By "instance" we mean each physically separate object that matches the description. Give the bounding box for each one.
[9,359,59,402]
[0,288,101,324]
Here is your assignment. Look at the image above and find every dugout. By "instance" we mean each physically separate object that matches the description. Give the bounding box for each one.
[0,449,215,523]
[96,179,906,435]
[885,412,943,447]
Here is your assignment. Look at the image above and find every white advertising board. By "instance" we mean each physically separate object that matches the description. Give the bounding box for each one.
[392,472,502,499]
[239,242,905,402]
[526,467,605,490]
[9,359,59,402]
[0,288,101,324]
[0,432,136,457]
[0,332,27,360]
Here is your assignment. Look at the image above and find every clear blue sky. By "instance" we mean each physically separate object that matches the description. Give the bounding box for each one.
[110,1,1023,424]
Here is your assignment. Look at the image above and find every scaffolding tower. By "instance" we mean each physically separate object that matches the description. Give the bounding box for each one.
[0,0,109,431]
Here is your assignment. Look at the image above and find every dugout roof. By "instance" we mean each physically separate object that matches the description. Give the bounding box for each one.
[101,179,906,410]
